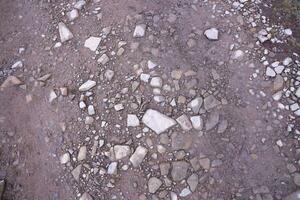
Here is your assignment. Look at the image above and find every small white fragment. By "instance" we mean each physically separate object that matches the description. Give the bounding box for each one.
[127,114,140,127]
[58,22,73,43]
[84,37,101,51]
[79,80,96,91]
[133,24,146,37]
[11,61,23,69]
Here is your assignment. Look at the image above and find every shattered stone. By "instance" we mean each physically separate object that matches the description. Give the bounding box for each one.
[74,0,86,10]
[11,61,23,69]
[171,133,192,150]
[67,9,79,21]
[0,76,22,91]
[127,114,140,127]
[142,109,176,134]
[148,60,158,69]
[150,77,163,88]
[104,69,114,81]
[88,105,95,115]
[203,95,220,110]
[130,146,148,167]
[85,116,94,125]
[205,110,220,131]
[204,28,219,40]
[231,50,244,60]
[187,174,198,192]
[79,80,96,91]
[49,90,57,103]
[58,22,73,43]
[79,192,93,200]
[98,54,109,65]
[199,157,210,170]
[179,188,191,197]
[84,37,101,51]
[114,104,124,111]
[72,164,82,181]
[113,145,131,160]
[266,67,276,77]
[107,162,118,174]
[133,24,146,37]
[188,97,203,113]
[190,116,203,130]
[60,153,70,164]
[171,161,189,181]
[176,114,193,131]
[148,177,162,193]
[217,120,228,133]
[160,162,171,176]
[78,146,87,161]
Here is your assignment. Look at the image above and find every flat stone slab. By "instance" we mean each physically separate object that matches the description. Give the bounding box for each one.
[142,109,176,134]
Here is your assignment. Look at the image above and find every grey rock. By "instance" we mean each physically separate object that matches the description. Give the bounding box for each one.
[148,177,162,193]
[84,37,101,51]
[79,80,96,91]
[176,114,192,131]
[188,97,203,113]
[133,24,146,37]
[113,145,131,160]
[107,162,118,174]
[98,54,109,65]
[130,146,148,167]
[199,157,210,170]
[171,161,189,181]
[104,69,114,81]
[179,188,191,197]
[72,164,82,181]
[205,110,220,131]
[127,114,140,127]
[204,28,219,40]
[204,95,220,110]
[79,192,93,200]
[142,109,176,134]
[78,146,87,161]
[283,190,300,200]
[190,116,203,130]
[187,174,198,192]
[160,162,171,176]
[0,180,4,199]
[58,22,73,43]
[294,173,300,186]
[217,120,228,133]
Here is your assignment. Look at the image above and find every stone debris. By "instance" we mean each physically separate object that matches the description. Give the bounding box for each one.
[205,110,220,131]
[127,114,140,127]
[107,162,118,174]
[150,77,163,88]
[67,9,79,21]
[203,95,220,110]
[142,109,176,134]
[49,90,57,103]
[79,80,96,91]
[113,145,131,160]
[204,28,219,40]
[176,114,193,131]
[60,153,70,164]
[133,24,146,37]
[77,146,87,161]
[190,116,203,130]
[130,146,148,167]
[11,61,23,69]
[0,76,22,91]
[74,0,86,10]
[72,164,82,181]
[98,54,109,65]
[188,97,203,113]
[79,192,93,200]
[148,177,162,193]
[171,161,189,181]
[84,37,101,51]
[58,22,73,42]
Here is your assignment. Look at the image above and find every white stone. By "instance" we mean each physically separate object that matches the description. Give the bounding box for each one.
[60,153,70,164]
[88,105,95,115]
[107,162,118,174]
[104,69,114,81]
[148,177,162,193]
[284,28,292,36]
[140,73,150,82]
[231,50,244,60]
[78,146,87,161]
[272,91,282,101]
[113,145,131,160]
[274,65,285,74]
[148,60,158,69]
[79,101,86,109]
[170,192,178,200]
[190,116,203,130]
[49,90,57,103]
[98,54,109,65]
[133,24,146,37]
[187,97,203,113]
[130,146,148,167]
[176,114,193,131]
[283,57,292,66]
[204,28,219,40]
[11,61,23,69]
[142,109,176,134]
[74,0,86,10]
[79,192,93,200]
[266,67,276,77]
[150,77,163,88]
[114,104,124,111]
[295,87,300,98]
[127,114,140,127]
[84,37,101,51]
[58,22,73,43]
[179,188,191,197]
[79,80,96,91]
[67,9,79,21]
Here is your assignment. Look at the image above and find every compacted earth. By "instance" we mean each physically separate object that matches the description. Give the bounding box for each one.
[0,0,300,200]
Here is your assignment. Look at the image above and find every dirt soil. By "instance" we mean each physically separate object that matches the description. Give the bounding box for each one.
[0,0,299,200]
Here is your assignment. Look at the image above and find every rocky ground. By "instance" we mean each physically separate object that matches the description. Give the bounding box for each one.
[0,0,300,200]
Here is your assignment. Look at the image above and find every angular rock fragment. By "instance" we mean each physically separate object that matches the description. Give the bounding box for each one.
[203,95,220,110]
[79,80,96,91]
[72,164,82,181]
[133,24,146,37]
[84,37,101,51]
[113,145,131,160]
[0,76,22,91]
[130,146,148,167]
[58,22,73,42]
[127,114,140,127]
[142,109,176,134]
[204,28,219,40]
[78,146,87,161]
[79,192,93,200]
[176,114,192,131]
[205,110,220,131]
[190,116,203,130]
[188,97,203,113]
[171,161,189,181]
[148,177,162,193]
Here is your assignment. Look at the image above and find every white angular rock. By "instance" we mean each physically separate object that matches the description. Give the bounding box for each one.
[72,164,82,181]
[190,116,203,130]
[130,146,148,167]
[142,109,176,134]
[204,28,219,40]
[176,114,192,131]
[295,87,300,98]
[140,73,150,82]
[88,105,95,115]
[148,177,162,193]
[179,188,191,197]
[78,146,87,161]
[98,54,109,65]
[104,69,114,81]
[67,9,79,21]
[58,22,73,43]
[231,50,244,60]
[60,153,70,164]
[107,162,118,174]
[150,77,163,88]
[203,95,220,110]
[113,145,131,160]
[49,90,57,103]
[127,114,140,127]
[84,37,101,51]
[148,60,158,69]
[266,67,276,77]
[74,0,86,10]
[79,101,86,109]
[133,24,146,37]
[11,61,23,69]
[79,80,96,91]
[79,192,93,200]
[114,104,124,111]
[188,97,203,113]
